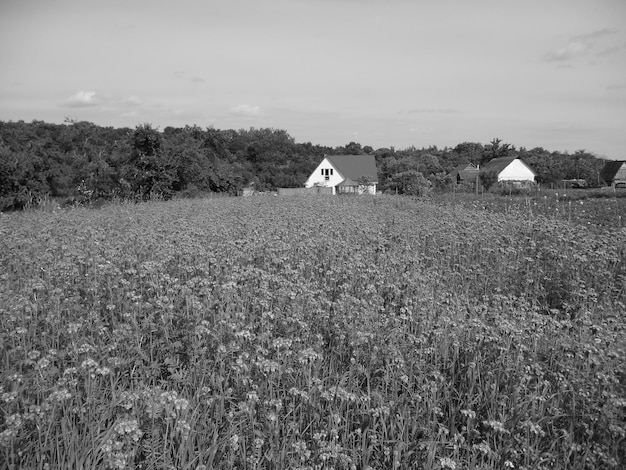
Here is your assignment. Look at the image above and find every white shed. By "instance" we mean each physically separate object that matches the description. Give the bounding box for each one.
[481,157,536,183]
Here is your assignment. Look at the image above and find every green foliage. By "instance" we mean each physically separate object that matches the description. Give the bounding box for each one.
[0,120,614,211]
[481,138,515,165]
[479,170,499,191]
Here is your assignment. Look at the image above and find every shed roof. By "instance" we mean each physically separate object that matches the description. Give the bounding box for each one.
[480,156,536,176]
[449,163,479,181]
[327,154,378,183]
[600,160,626,182]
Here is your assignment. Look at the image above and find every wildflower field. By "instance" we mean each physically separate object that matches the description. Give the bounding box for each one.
[1,195,625,469]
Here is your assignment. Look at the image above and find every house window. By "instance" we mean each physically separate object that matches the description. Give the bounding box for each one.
[325,176,329,181]
[330,169,334,175]
[321,169,324,175]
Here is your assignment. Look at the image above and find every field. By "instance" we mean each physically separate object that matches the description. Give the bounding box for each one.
[1,195,625,469]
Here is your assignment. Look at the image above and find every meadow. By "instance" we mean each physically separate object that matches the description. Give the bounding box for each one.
[0,195,624,469]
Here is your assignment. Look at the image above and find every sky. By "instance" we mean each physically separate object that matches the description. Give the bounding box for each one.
[1,0,625,158]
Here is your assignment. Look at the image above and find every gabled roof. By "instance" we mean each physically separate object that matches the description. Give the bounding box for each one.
[480,156,537,176]
[449,163,479,181]
[326,154,378,184]
[600,160,626,182]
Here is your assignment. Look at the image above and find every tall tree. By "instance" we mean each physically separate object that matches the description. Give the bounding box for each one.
[124,124,176,199]
[481,138,515,165]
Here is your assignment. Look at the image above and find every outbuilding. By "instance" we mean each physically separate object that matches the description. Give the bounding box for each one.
[480,156,536,186]
[600,160,626,187]
[304,154,378,195]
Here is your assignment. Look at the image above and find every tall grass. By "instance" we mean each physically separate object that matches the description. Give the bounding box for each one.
[1,196,624,469]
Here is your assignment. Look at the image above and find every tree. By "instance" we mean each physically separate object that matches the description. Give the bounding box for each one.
[125,124,176,199]
[481,138,515,165]
[344,141,363,155]
[378,156,430,195]
[453,142,484,166]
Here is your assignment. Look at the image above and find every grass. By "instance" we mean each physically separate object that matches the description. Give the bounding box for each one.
[1,195,625,469]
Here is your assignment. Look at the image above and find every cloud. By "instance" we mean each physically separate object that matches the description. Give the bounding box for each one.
[173,70,205,83]
[544,28,618,62]
[606,83,626,91]
[572,28,617,43]
[63,90,99,108]
[406,108,461,114]
[229,104,262,117]
[545,41,589,62]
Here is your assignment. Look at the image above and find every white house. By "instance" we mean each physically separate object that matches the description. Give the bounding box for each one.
[304,154,378,194]
[480,157,536,185]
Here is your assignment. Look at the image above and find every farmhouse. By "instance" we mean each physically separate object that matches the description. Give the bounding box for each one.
[600,160,626,187]
[480,156,536,186]
[304,154,378,195]
[449,163,479,184]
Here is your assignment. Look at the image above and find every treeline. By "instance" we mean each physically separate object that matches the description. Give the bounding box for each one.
[0,120,607,210]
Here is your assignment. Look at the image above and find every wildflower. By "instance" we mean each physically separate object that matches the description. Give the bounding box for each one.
[0,429,18,446]
[63,367,78,376]
[174,397,189,412]
[13,327,27,337]
[5,414,23,429]
[96,366,111,376]
[7,373,23,384]
[440,456,457,469]
[2,391,17,403]
[483,420,509,434]
[114,419,143,442]
[27,350,41,360]
[230,434,239,451]
[48,388,72,402]
[175,420,191,440]
[472,441,491,456]
[77,343,95,354]
[36,357,51,370]
[81,358,99,370]
[521,420,545,436]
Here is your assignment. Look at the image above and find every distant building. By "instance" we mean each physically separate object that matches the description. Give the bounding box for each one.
[480,156,536,186]
[449,163,479,184]
[305,154,378,195]
[600,160,626,187]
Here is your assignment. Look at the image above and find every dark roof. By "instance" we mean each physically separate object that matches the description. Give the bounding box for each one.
[600,160,626,182]
[327,154,378,184]
[449,163,479,181]
[480,156,537,176]
[480,156,517,174]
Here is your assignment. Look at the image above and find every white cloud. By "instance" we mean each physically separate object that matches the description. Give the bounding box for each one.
[229,104,261,117]
[544,28,619,62]
[545,41,589,62]
[63,90,99,108]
